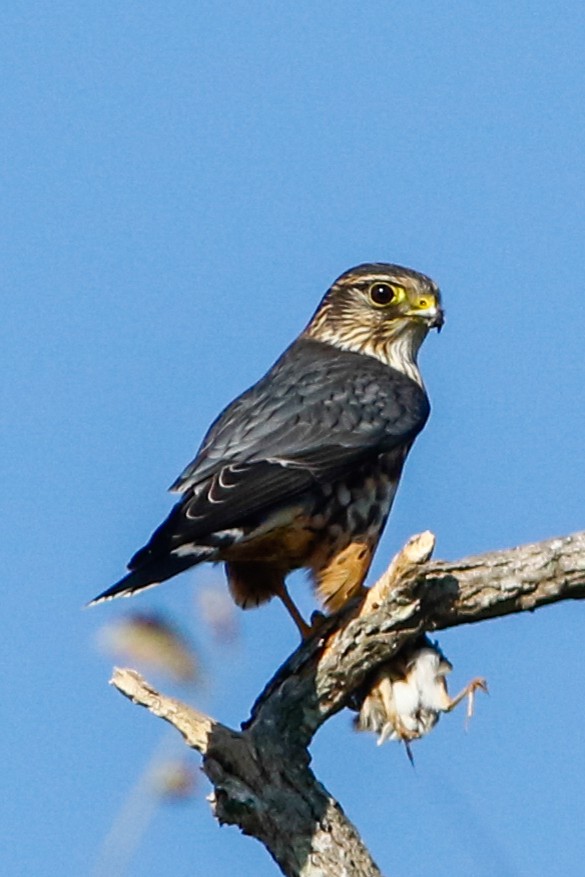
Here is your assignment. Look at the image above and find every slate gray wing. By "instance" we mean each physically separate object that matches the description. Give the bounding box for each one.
[159,338,429,540]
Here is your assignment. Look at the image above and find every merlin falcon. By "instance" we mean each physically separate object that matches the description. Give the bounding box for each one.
[92,263,443,636]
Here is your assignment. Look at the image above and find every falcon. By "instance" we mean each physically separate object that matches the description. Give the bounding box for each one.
[91,263,443,637]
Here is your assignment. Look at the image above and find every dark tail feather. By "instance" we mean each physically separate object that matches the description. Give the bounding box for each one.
[88,547,214,606]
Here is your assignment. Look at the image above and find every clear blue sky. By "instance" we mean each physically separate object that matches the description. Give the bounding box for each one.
[3,3,585,875]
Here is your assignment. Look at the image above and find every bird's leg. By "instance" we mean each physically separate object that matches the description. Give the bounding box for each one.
[444,677,488,722]
[275,582,313,639]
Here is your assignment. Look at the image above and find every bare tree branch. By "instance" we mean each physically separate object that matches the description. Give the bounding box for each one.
[111,528,585,877]
[112,671,383,877]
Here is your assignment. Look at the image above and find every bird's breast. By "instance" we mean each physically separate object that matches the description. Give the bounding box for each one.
[318,449,405,540]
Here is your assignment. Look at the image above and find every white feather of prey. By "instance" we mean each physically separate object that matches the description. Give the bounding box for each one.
[355,637,486,755]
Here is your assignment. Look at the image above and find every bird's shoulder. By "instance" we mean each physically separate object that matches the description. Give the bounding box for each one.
[171,337,429,493]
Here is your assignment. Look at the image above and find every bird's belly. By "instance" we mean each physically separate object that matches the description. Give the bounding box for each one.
[218,506,318,568]
[307,456,402,611]
[218,452,402,611]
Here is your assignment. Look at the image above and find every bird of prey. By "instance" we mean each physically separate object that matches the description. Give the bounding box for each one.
[91,263,443,637]
[354,636,487,761]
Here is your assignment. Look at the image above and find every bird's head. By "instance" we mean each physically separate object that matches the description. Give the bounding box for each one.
[304,262,443,380]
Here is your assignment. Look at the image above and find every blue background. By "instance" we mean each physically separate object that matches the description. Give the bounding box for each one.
[2,3,584,875]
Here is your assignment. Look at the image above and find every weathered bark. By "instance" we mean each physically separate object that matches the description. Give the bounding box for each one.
[111,529,585,876]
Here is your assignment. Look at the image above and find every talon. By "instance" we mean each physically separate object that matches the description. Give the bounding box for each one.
[297,611,328,640]
[309,610,326,628]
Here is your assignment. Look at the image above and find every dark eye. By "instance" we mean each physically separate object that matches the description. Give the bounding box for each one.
[369,283,396,306]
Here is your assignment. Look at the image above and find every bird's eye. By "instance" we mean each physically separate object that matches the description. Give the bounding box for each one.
[369,283,396,306]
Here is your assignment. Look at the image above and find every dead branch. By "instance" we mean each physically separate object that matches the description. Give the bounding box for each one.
[111,528,585,877]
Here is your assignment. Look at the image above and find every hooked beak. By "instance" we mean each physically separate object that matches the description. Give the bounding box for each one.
[406,295,445,332]
[425,306,444,332]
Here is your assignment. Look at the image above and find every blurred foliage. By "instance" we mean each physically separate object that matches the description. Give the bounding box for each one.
[97,612,199,684]
[150,759,199,802]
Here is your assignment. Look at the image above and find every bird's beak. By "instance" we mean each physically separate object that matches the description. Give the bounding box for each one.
[424,306,444,332]
[406,293,445,332]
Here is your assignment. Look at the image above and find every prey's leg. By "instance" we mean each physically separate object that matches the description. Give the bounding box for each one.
[445,677,488,721]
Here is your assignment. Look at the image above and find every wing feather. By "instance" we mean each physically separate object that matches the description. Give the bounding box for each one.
[172,338,429,496]
[131,338,430,567]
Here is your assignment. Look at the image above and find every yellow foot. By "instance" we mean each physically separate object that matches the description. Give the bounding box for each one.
[276,583,314,639]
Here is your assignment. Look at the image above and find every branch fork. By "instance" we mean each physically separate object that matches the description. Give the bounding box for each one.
[111,528,585,877]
